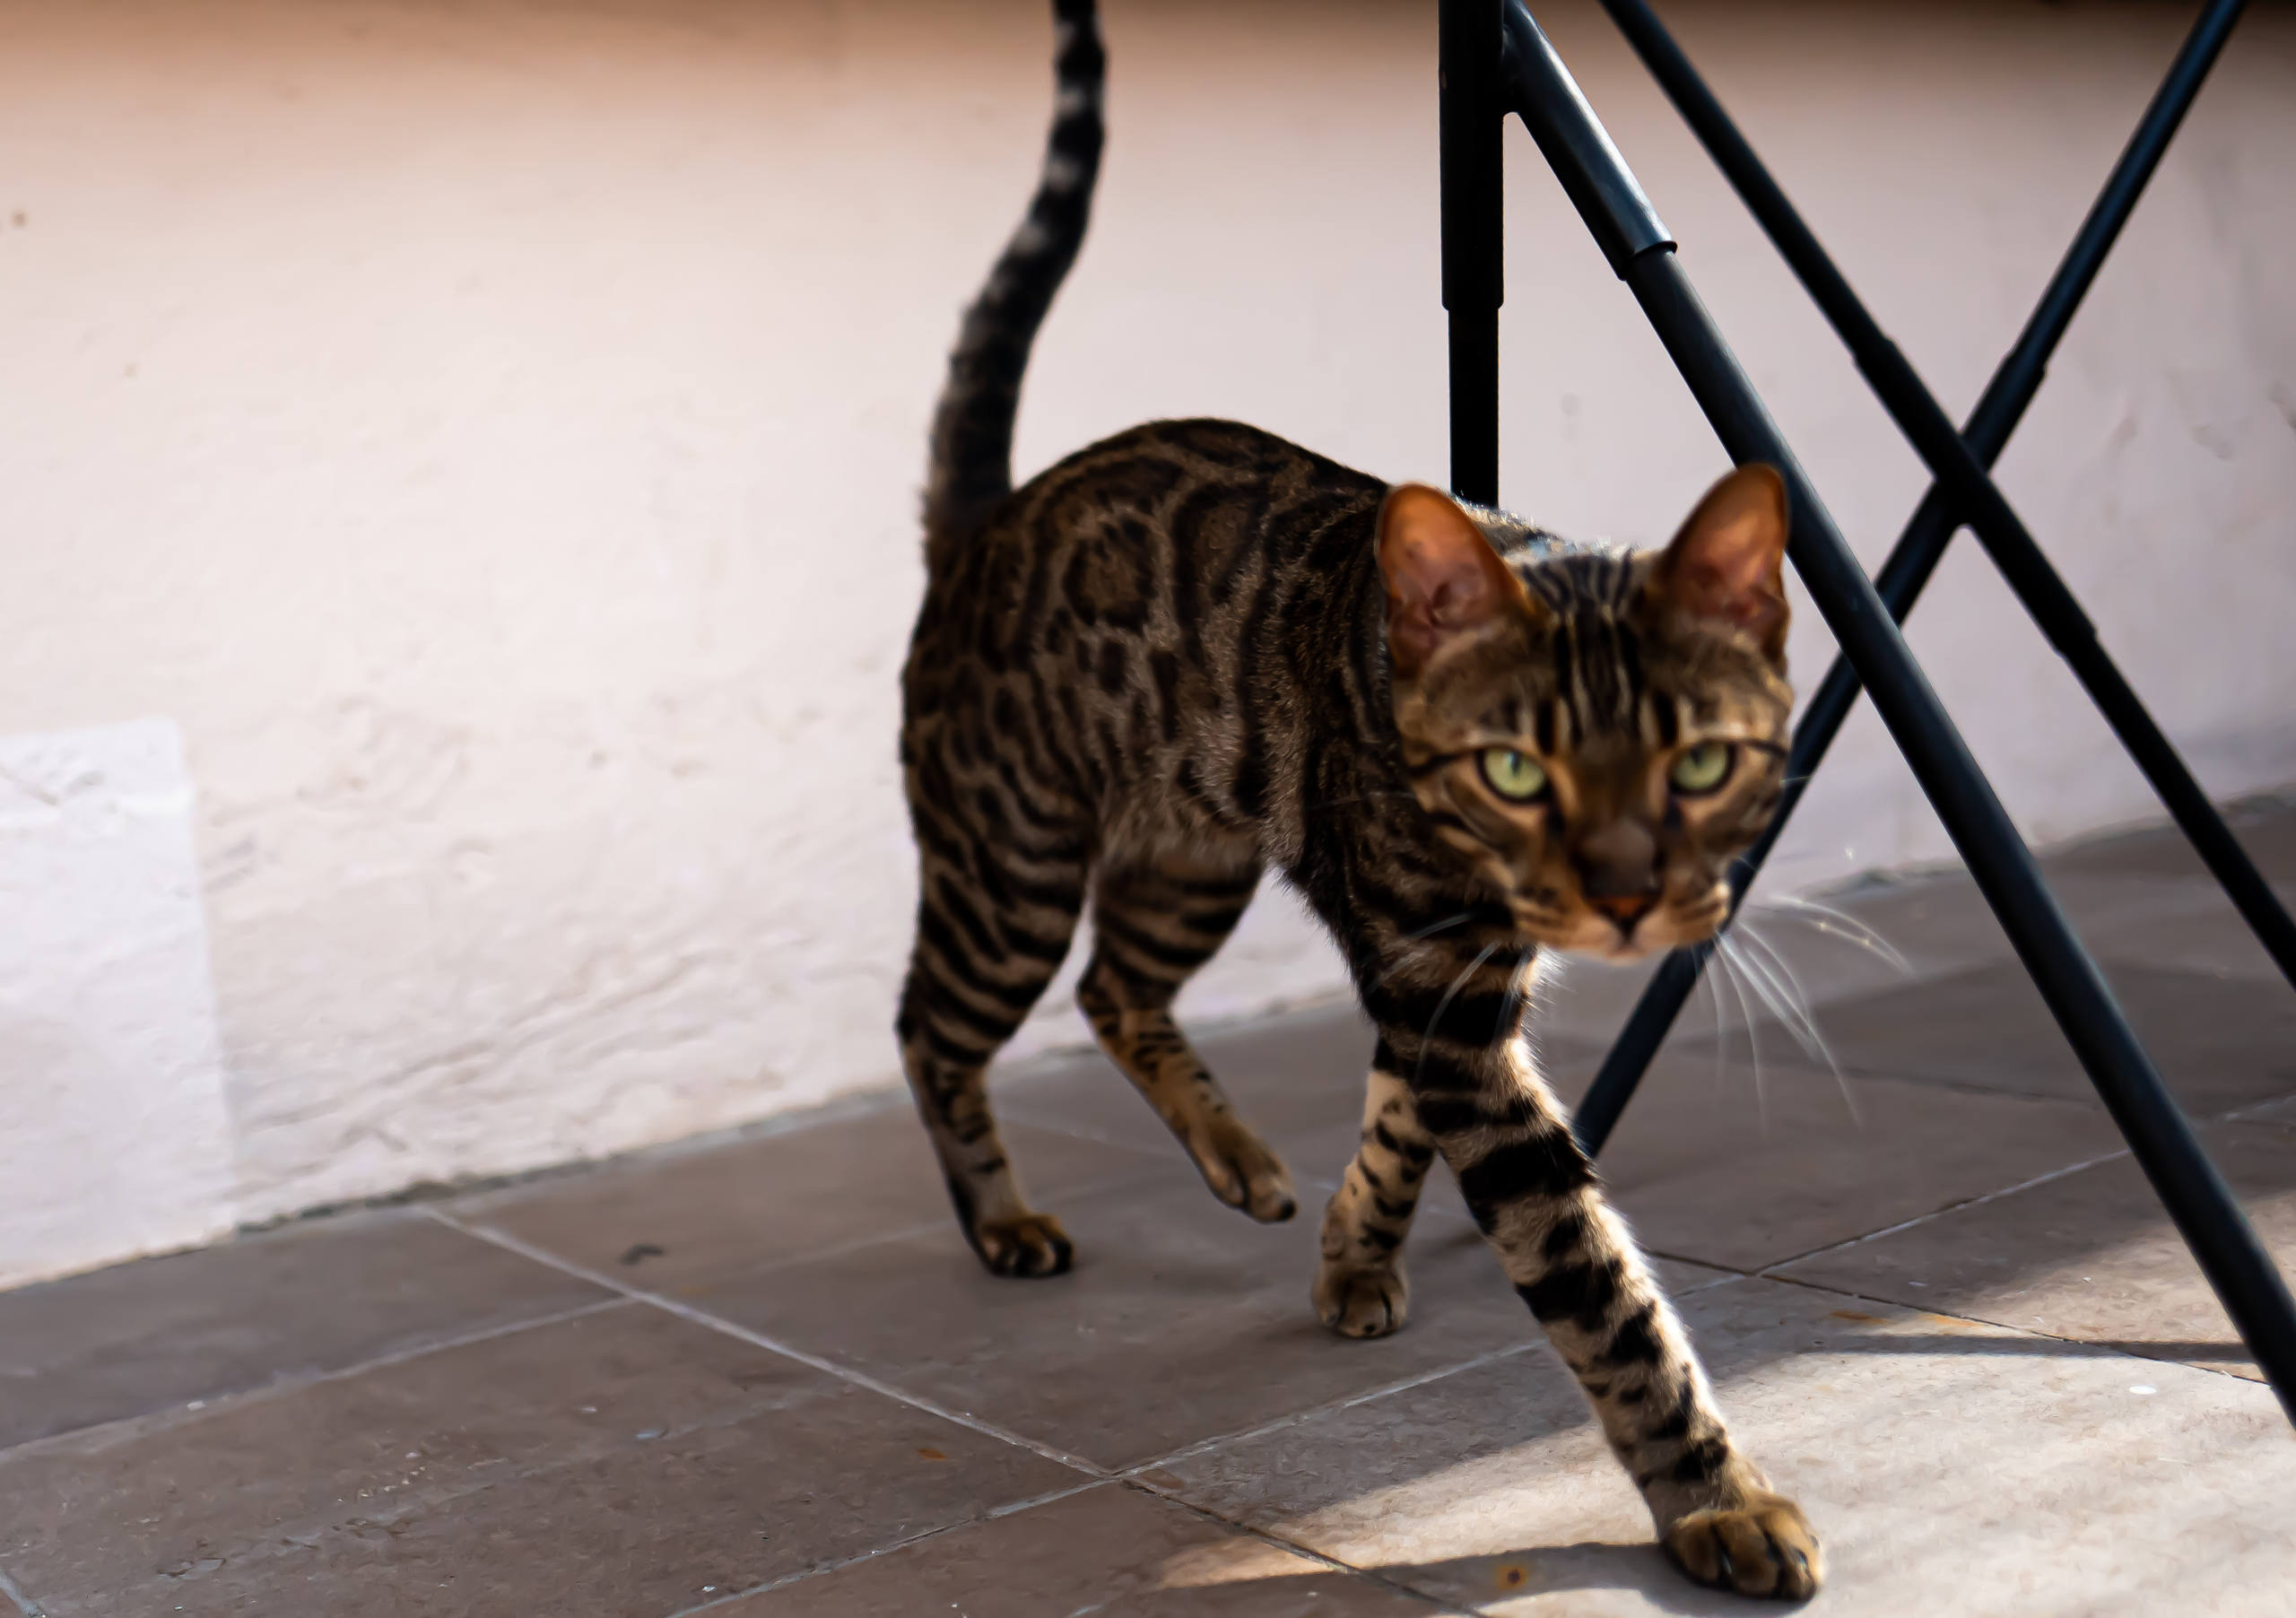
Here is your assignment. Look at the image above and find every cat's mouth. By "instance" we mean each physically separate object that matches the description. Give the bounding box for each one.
[1515,911,1666,963]
[1511,884,1729,963]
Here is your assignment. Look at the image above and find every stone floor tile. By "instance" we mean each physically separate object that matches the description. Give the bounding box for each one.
[2043,793,2296,883]
[457,1097,1170,1294]
[683,1170,1545,1473]
[1810,869,2178,965]
[1533,1055,2126,1274]
[1809,865,2296,985]
[1148,1279,2296,1615]
[2242,1094,2296,1128]
[2064,880,2296,981]
[0,1208,611,1451]
[724,1481,1440,1616]
[0,1302,1077,1618]
[1741,961,2296,1114]
[1775,1120,2296,1380]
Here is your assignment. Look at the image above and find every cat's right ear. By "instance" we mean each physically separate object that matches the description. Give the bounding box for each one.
[1377,484,1529,681]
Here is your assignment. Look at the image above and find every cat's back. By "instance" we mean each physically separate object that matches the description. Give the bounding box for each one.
[914,418,1384,670]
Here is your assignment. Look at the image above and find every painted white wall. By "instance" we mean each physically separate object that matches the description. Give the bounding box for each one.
[0,0,2291,1281]
[0,720,236,1290]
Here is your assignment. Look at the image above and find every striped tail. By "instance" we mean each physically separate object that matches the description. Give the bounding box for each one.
[922,0,1106,552]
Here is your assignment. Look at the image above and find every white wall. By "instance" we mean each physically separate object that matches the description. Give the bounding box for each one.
[0,719,235,1291]
[1,0,2291,1282]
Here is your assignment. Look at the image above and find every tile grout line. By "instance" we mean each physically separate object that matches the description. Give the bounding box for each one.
[423,1216,1554,1613]
[657,1477,1120,1617]
[1140,1483,1482,1617]
[666,1369,1526,1618]
[1756,1269,2270,1387]
[0,1297,632,1469]
[988,1102,1187,1161]
[422,1206,1110,1481]
[1639,1087,2283,1291]
[430,1210,1574,1502]
[2216,1093,2296,1125]
[422,1051,2275,1609]
[1748,1145,2139,1275]
[1636,1255,1761,1293]
[610,1161,1173,1294]
[0,1562,40,1618]
[676,1213,964,1288]
[665,1465,1481,1615]
[1118,1341,1540,1482]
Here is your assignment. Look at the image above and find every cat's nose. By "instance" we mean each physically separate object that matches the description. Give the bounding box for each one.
[1587,892,1657,933]
[1571,822,1661,932]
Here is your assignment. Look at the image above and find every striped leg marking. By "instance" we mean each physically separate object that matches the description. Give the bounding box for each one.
[896,824,1086,1278]
[1077,854,1296,1222]
[1314,1068,1436,1337]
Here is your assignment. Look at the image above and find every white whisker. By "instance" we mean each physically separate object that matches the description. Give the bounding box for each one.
[1725,922,1822,1061]
[1720,931,1809,1065]
[1758,894,1911,975]
[1704,944,1728,1097]
[1413,941,1502,1089]
[1495,947,1537,1048]
[1712,936,1770,1135]
[1369,913,1483,990]
[1403,910,1476,944]
[1732,920,1863,1129]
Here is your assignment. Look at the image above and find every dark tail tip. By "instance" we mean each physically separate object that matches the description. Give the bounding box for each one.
[922,0,1106,551]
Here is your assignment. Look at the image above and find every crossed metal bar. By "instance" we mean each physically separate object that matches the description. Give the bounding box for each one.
[1438,0,2296,1421]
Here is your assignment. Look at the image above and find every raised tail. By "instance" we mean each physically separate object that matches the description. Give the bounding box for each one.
[922,0,1105,552]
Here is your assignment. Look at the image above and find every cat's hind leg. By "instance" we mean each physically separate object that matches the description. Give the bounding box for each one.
[1075,848,1297,1222]
[896,813,1089,1278]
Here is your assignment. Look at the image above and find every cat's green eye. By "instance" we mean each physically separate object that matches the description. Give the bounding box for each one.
[1480,747,1549,802]
[1670,742,1735,796]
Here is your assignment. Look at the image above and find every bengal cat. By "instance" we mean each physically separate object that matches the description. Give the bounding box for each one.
[894,0,1820,1598]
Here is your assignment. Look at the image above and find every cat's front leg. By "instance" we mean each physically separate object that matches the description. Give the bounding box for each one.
[1368,973,1823,1599]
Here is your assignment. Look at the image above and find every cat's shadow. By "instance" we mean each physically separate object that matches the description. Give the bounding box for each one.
[1410,1539,1791,1613]
[1154,1539,1796,1614]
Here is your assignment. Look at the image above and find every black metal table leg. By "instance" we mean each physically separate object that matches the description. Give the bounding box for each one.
[1574,0,2256,1156]
[1603,0,2292,982]
[1440,0,1503,506]
[1498,0,2296,1423]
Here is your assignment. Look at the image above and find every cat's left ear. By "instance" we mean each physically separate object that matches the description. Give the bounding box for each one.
[1377,484,1532,681]
[1652,463,1790,661]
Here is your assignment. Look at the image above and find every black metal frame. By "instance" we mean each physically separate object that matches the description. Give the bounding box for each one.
[1439,0,2296,1422]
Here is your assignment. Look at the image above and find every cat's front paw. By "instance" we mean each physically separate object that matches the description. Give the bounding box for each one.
[1664,1491,1822,1601]
[970,1213,1075,1277]
[1313,1257,1410,1338]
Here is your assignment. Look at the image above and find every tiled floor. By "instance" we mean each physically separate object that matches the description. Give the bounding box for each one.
[7,800,2296,1615]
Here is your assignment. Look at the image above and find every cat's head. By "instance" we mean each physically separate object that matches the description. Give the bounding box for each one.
[1378,467,1794,962]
